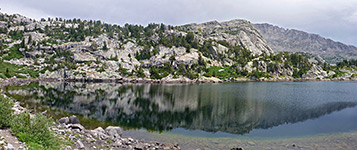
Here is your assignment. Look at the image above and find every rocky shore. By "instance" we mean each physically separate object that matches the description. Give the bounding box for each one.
[54,116,181,150]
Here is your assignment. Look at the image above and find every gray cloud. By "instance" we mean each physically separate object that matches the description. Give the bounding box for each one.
[1,0,356,46]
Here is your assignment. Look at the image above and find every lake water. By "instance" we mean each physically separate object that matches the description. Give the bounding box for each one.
[4,81,357,140]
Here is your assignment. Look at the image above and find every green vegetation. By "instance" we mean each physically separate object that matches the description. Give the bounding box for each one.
[11,112,63,150]
[321,59,356,79]
[0,96,13,128]
[0,27,8,34]
[159,32,199,52]
[0,95,65,149]
[135,47,158,60]
[268,52,312,78]
[135,66,146,78]
[336,59,357,69]
[0,60,39,79]
[150,66,170,79]
[249,70,272,79]
[2,44,24,60]
[44,50,77,70]
[204,66,236,79]
[9,30,24,40]
[116,64,129,76]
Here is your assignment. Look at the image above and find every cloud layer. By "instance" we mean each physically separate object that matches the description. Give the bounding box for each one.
[1,0,356,46]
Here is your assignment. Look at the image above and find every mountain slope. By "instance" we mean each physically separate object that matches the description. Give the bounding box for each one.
[255,23,357,63]
[179,20,273,56]
[0,12,355,81]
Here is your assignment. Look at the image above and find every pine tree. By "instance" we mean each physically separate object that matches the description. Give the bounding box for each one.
[28,35,32,45]
[103,42,108,50]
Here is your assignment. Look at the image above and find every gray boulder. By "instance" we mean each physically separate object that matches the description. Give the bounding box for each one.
[69,124,85,131]
[69,115,81,124]
[91,127,110,140]
[58,117,70,124]
[105,126,123,139]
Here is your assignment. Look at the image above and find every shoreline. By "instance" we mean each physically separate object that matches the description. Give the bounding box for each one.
[126,129,357,150]
[1,76,356,87]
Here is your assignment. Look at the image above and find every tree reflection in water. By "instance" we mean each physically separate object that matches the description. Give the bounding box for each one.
[4,82,357,135]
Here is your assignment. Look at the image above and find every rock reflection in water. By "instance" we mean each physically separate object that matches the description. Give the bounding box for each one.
[4,82,357,135]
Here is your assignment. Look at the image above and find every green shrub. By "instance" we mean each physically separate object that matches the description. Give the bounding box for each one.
[351,74,357,78]
[116,64,129,76]
[136,66,146,78]
[3,44,24,60]
[10,112,62,150]
[249,70,272,79]
[0,96,13,128]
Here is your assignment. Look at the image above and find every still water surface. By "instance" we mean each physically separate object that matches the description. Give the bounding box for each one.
[5,81,357,138]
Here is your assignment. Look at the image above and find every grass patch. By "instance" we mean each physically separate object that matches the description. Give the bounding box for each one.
[203,66,244,79]
[0,61,39,79]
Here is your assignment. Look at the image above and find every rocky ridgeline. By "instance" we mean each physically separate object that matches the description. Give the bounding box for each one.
[255,23,357,64]
[54,116,181,150]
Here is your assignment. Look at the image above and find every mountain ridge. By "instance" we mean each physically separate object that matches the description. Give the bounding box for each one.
[255,23,357,63]
[0,12,356,82]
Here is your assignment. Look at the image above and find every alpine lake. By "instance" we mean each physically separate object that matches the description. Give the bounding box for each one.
[4,81,357,149]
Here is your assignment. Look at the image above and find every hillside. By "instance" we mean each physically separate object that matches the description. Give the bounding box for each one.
[0,12,356,82]
[255,23,357,64]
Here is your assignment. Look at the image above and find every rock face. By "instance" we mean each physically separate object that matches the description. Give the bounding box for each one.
[180,20,274,56]
[255,23,357,63]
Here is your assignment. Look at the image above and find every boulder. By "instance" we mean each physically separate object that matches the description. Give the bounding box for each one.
[69,124,85,131]
[69,115,81,124]
[91,127,110,140]
[77,140,85,149]
[105,126,123,139]
[58,117,70,124]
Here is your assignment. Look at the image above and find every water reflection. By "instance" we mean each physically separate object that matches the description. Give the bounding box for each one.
[4,81,357,135]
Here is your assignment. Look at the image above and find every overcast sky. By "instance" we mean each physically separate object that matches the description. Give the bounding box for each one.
[1,0,357,46]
